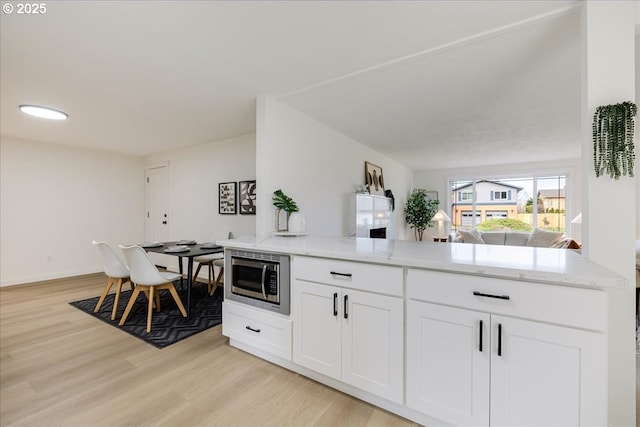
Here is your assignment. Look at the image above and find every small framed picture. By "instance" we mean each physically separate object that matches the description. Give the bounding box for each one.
[364,161,385,196]
[219,182,237,214]
[239,180,256,215]
[425,191,438,201]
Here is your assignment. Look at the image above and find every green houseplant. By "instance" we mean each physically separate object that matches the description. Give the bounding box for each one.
[405,189,439,241]
[272,189,299,231]
[593,101,637,180]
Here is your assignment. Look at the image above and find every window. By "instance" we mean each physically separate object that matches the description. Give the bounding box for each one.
[493,191,508,200]
[450,174,568,233]
[460,192,473,201]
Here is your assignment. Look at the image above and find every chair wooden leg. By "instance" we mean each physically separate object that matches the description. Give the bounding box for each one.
[111,278,126,320]
[155,293,161,312]
[147,286,155,333]
[210,268,224,296]
[167,284,187,317]
[119,286,143,326]
[94,277,114,313]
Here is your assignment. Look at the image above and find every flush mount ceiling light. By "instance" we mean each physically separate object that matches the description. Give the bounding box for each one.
[19,104,68,120]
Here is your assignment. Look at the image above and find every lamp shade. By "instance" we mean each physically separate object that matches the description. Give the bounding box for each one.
[432,209,451,222]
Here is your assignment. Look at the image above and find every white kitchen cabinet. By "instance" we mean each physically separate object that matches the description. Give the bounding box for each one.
[293,256,404,404]
[407,301,490,425]
[489,314,606,426]
[222,300,292,360]
[293,281,342,379]
[407,269,607,426]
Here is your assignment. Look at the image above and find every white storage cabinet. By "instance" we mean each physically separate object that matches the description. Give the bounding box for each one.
[222,300,292,360]
[292,256,404,404]
[406,269,607,426]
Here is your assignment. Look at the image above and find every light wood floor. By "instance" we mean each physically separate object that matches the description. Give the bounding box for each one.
[0,273,418,427]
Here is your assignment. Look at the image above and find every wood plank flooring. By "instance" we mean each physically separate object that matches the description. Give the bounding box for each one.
[0,274,418,427]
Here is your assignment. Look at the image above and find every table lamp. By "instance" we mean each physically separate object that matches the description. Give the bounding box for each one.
[432,209,451,240]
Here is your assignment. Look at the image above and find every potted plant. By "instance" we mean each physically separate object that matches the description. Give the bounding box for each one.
[272,189,299,232]
[593,101,637,180]
[405,189,439,241]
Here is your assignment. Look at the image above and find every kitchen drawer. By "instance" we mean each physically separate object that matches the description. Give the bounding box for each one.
[222,300,292,360]
[293,256,403,297]
[407,269,607,332]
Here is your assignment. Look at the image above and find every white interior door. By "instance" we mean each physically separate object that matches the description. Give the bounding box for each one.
[146,164,169,242]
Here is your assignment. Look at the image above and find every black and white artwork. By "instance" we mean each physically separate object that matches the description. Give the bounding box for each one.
[365,161,385,196]
[219,182,237,214]
[239,180,256,215]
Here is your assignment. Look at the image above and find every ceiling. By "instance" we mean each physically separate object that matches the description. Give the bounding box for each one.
[0,1,581,170]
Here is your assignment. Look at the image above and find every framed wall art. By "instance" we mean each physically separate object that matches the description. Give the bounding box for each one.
[218,182,237,214]
[239,180,257,215]
[365,161,385,196]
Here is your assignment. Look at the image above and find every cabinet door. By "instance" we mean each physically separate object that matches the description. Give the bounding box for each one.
[292,280,342,380]
[406,301,490,425]
[490,315,607,426]
[342,289,404,404]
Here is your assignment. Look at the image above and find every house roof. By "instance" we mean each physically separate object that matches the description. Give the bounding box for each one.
[452,180,524,192]
[538,188,566,198]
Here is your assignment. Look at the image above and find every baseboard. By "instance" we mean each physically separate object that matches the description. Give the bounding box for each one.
[0,267,103,287]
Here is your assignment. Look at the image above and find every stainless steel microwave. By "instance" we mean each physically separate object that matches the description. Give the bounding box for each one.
[225,249,290,315]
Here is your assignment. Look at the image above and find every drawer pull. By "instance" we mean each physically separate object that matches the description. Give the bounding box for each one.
[245,326,261,333]
[478,320,483,352]
[473,291,510,301]
[333,292,338,316]
[330,271,352,278]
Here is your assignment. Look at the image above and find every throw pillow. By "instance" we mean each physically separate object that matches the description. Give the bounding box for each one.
[457,229,485,244]
[480,232,506,245]
[526,228,564,247]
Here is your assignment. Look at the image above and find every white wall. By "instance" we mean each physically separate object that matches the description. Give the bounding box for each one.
[0,136,145,286]
[581,3,637,425]
[145,133,256,242]
[145,134,256,273]
[256,95,413,240]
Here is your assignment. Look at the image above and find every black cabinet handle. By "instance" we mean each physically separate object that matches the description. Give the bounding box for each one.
[333,292,338,316]
[245,326,261,333]
[344,294,349,319]
[479,320,483,352]
[473,291,510,301]
[497,324,502,356]
[330,271,353,278]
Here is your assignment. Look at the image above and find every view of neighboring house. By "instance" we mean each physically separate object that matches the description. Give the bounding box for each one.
[451,180,522,228]
[539,187,566,212]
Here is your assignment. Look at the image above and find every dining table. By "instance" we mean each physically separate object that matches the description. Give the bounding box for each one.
[142,241,224,319]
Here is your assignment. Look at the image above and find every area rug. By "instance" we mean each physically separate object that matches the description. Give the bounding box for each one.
[69,281,222,348]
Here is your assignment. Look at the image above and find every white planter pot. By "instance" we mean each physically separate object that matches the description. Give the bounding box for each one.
[288,212,306,233]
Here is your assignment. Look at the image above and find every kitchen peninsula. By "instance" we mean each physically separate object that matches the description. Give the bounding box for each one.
[219,236,625,426]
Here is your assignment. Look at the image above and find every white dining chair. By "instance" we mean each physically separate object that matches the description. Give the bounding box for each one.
[118,244,187,333]
[192,231,232,296]
[92,240,133,321]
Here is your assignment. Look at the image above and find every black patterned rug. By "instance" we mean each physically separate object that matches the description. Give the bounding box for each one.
[69,280,222,348]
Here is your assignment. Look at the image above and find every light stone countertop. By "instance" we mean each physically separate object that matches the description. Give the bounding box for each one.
[217,236,627,289]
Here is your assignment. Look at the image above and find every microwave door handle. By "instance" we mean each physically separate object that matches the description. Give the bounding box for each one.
[260,265,268,299]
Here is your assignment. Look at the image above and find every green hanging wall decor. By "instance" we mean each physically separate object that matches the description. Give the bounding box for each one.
[592,101,637,180]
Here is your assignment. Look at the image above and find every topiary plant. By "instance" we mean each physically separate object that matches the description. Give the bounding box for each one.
[405,189,439,241]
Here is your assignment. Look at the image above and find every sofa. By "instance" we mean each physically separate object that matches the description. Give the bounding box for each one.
[453,228,581,249]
